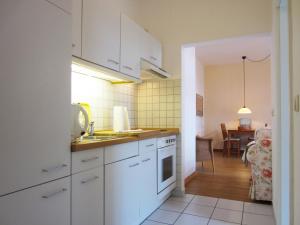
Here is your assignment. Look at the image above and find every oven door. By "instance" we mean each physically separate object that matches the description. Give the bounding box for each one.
[157,145,176,193]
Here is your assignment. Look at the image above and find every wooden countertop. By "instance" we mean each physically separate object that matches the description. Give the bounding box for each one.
[71,128,180,152]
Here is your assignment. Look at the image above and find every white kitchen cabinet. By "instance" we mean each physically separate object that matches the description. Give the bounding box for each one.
[82,0,121,71]
[0,0,71,196]
[139,139,159,221]
[47,0,71,13]
[141,31,162,68]
[0,177,70,225]
[105,156,141,225]
[72,0,82,57]
[120,14,143,79]
[72,167,104,225]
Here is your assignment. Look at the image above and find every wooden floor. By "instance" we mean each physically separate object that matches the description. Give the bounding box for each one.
[185,152,253,202]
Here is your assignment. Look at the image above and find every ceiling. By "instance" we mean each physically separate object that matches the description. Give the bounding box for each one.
[195,34,271,66]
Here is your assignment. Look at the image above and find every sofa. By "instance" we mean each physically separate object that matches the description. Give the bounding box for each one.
[246,129,272,201]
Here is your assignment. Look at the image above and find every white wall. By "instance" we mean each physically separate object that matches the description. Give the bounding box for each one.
[204,61,272,149]
[181,47,196,185]
[133,0,272,77]
[196,60,205,136]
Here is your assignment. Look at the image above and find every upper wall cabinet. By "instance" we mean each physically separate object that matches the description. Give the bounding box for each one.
[82,0,121,71]
[141,30,162,68]
[120,14,144,79]
[72,0,82,57]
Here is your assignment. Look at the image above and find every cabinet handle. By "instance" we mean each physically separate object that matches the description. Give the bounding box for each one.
[81,176,99,184]
[81,156,99,163]
[294,95,300,112]
[142,158,151,163]
[42,188,67,199]
[129,163,139,168]
[72,43,76,47]
[107,59,119,65]
[150,56,157,61]
[42,164,67,173]
[123,65,133,71]
[146,144,154,147]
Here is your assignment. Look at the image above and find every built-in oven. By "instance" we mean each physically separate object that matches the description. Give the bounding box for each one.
[157,136,176,193]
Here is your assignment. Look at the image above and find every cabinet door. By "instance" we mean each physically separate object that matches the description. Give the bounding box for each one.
[141,31,162,68]
[105,156,141,225]
[82,0,120,71]
[120,14,142,79]
[72,0,82,57]
[0,0,71,196]
[72,167,104,225]
[140,149,158,221]
[47,0,71,13]
[0,177,70,225]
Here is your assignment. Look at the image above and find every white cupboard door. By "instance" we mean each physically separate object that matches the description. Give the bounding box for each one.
[120,14,142,79]
[0,0,71,196]
[0,177,70,225]
[140,150,158,221]
[141,31,162,68]
[72,167,104,225]
[72,0,82,57]
[82,0,120,71]
[105,156,141,225]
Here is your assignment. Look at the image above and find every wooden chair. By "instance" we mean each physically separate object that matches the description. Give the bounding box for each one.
[220,123,241,157]
[196,136,215,173]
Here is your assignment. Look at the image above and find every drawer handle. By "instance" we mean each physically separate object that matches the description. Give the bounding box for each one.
[81,156,99,163]
[146,144,154,147]
[107,59,119,65]
[129,163,139,168]
[81,176,99,184]
[42,164,67,173]
[150,56,157,61]
[123,65,133,71]
[142,158,151,163]
[42,188,67,199]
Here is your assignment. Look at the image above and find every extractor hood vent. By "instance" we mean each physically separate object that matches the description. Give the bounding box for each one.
[140,59,171,80]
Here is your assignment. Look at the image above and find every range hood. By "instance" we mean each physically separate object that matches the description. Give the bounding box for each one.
[140,59,171,80]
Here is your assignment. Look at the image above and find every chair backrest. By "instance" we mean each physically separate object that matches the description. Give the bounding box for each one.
[220,123,228,140]
[255,128,272,140]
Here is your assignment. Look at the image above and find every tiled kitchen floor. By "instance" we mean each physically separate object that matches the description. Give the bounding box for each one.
[142,194,275,225]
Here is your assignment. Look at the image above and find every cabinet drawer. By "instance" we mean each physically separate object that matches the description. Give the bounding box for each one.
[72,148,103,174]
[139,138,157,155]
[0,177,70,225]
[104,142,139,164]
[72,167,104,225]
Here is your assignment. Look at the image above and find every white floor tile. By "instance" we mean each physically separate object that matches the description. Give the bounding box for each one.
[244,202,273,216]
[216,199,244,211]
[169,194,194,203]
[184,203,214,218]
[174,214,209,225]
[148,209,180,224]
[208,219,240,225]
[212,208,243,224]
[191,195,218,207]
[243,213,276,225]
[141,220,167,225]
[160,199,189,212]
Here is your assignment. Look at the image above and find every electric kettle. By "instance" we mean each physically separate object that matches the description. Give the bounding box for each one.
[71,103,89,140]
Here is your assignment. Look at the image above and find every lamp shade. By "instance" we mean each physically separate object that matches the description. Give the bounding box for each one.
[238,106,252,114]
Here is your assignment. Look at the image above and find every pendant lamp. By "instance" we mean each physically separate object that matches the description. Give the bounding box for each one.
[238,56,252,114]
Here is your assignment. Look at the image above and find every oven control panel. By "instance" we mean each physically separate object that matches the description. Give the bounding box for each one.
[157,135,176,148]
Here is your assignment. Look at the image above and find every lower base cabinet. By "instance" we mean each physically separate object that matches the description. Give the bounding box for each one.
[105,156,141,225]
[0,177,70,225]
[72,167,104,225]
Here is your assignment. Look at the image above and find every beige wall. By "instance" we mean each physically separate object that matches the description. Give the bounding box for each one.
[292,0,300,223]
[204,61,272,148]
[133,0,272,77]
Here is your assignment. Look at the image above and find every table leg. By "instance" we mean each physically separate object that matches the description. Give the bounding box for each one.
[227,132,231,157]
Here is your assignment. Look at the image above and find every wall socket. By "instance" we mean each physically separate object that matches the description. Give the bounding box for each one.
[295,95,300,112]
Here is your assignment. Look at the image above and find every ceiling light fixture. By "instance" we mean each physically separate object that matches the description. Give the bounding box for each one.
[238,56,252,114]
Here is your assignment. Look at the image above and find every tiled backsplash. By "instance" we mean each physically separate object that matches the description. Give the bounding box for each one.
[137,79,181,128]
[71,72,137,130]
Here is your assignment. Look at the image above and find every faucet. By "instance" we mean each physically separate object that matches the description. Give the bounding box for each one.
[88,121,95,136]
